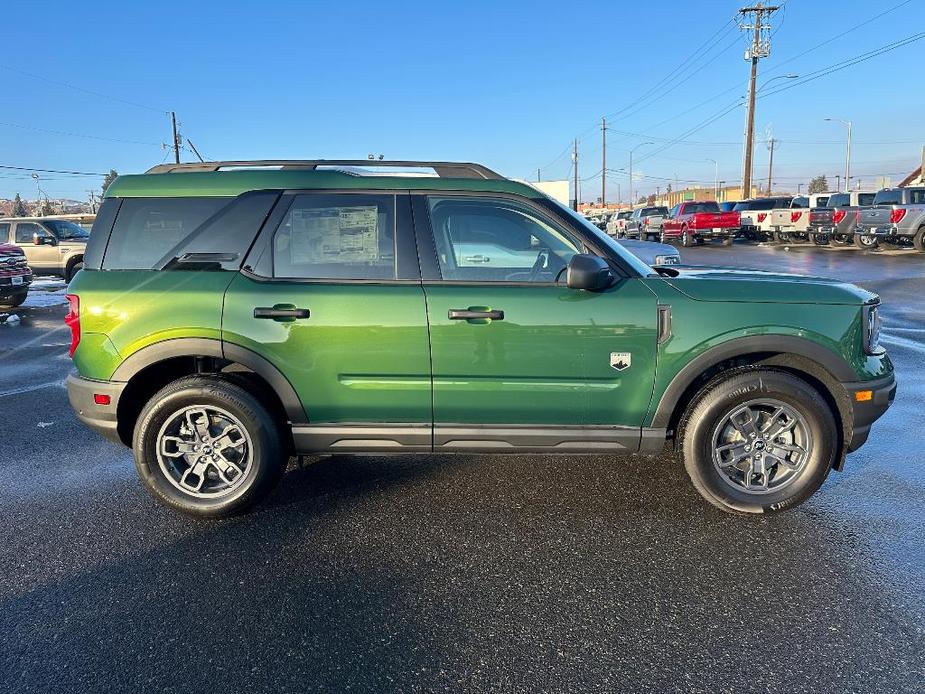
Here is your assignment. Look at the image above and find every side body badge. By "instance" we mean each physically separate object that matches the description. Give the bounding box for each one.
[610,352,631,371]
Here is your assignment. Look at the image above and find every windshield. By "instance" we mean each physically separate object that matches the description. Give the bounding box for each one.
[43,220,90,240]
[544,199,655,277]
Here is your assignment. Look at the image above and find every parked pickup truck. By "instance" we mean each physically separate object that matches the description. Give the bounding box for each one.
[769,193,833,244]
[856,187,925,251]
[733,197,793,241]
[807,191,877,248]
[661,201,740,246]
[0,242,33,308]
[606,210,633,237]
[625,206,669,241]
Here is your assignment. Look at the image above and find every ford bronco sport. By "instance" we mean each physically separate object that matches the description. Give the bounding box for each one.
[66,160,895,517]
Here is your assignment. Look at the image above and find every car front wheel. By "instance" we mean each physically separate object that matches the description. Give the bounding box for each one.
[133,375,287,517]
[681,369,837,514]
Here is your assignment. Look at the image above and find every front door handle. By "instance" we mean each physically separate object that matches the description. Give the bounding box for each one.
[448,308,504,321]
[254,305,311,321]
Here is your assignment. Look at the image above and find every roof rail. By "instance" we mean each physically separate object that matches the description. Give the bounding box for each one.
[144,159,503,180]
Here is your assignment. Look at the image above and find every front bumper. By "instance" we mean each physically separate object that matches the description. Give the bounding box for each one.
[844,372,896,452]
[0,273,32,296]
[66,373,127,444]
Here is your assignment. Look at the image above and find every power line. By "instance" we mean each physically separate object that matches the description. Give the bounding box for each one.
[0,164,106,177]
[0,63,167,113]
[0,121,162,147]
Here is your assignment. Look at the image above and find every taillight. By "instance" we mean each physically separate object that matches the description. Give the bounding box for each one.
[65,294,80,358]
[757,213,768,223]
[832,210,847,224]
[890,208,907,224]
[643,217,650,227]
[791,211,803,223]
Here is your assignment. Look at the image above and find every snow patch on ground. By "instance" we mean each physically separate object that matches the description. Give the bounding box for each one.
[0,313,21,325]
[22,289,69,308]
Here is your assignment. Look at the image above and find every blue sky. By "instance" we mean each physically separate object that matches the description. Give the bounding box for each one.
[2,0,922,202]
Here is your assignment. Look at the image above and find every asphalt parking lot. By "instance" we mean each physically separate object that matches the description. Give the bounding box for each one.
[1,245,923,693]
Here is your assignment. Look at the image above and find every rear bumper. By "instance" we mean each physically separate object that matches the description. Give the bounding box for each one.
[66,373,126,444]
[844,372,896,452]
[858,225,906,238]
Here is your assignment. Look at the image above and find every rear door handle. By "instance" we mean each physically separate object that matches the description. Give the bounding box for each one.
[448,309,504,321]
[254,306,311,320]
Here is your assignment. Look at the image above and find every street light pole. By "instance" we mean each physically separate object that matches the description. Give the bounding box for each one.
[825,118,852,192]
[706,158,718,201]
[629,142,653,207]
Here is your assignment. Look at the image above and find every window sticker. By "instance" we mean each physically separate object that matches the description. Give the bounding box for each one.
[289,206,380,264]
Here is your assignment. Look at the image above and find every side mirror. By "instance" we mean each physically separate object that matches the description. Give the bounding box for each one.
[33,232,46,245]
[566,254,614,291]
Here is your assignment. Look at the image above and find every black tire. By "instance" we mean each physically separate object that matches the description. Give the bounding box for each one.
[721,236,734,246]
[812,233,829,246]
[681,227,694,247]
[854,233,878,250]
[65,259,84,282]
[680,368,837,514]
[913,226,925,253]
[133,375,286,518]
[832,233,851,246]
[772,230,790,244]
[0,291,27,308]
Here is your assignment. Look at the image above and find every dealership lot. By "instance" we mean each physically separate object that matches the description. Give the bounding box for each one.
[1,245,923,692]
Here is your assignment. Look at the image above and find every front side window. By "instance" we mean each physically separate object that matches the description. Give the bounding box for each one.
[427,196,580,283]
[0,223,10,243]
[15,223,42,243]
[43,220,89,240]
[272,194,395,280]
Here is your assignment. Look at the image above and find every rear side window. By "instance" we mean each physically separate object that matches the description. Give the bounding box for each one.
[103,197,227,270]
[873,190,903,205]
[271,194,396,280]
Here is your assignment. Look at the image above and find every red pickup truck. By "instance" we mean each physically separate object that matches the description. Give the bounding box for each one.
[0,242,33,308]
[661,201,741,247]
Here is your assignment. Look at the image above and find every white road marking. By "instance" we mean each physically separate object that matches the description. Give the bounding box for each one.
[0,380,66,398]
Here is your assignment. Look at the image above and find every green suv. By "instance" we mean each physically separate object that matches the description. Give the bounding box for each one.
[65,160,896,517]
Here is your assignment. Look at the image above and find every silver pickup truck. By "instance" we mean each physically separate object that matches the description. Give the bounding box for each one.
[856,187,925,251]
[807,191,877,247]
[769,193,831,243]
[624,206,669,241]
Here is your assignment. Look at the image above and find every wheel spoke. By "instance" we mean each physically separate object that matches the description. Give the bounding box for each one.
[161,436,196,458]
[212,424,246,452]
[179,460,208,493]
[731,406,760,439]
[185,408,212,440]
[212,453,244,485]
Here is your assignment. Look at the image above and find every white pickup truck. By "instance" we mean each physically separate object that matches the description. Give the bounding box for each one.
[768,193,832,243]
[733,197,793,242]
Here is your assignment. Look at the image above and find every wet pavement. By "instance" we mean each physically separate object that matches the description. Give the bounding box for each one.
[1,247,923,693]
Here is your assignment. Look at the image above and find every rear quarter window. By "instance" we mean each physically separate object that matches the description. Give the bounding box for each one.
[101,192,277,271]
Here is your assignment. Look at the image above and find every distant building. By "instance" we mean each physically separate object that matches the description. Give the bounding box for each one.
[522,180,570,205]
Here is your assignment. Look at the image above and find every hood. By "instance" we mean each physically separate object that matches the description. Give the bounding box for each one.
[662,266,877,305]
[0,243,23,255]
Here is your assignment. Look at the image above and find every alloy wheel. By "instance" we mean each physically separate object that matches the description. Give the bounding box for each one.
[710,399,813,495]
[156,405,253,498]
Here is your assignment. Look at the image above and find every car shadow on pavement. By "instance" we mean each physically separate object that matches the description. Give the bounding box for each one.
[3,452,924,692]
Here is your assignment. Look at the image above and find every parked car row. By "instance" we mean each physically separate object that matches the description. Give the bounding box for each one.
[586,184,925,252]
[0,243,33,308]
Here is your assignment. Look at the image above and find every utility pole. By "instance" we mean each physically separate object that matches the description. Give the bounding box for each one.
[797,183,803,194]
[835,174,841,192]
[738,3,779,199]
[186,139,206,163]
[171,111,181,164]
[537,168,541,182]
[766,138,776,195]
[706,158,718,201]
[601,117,607,208]
[571,139,579,211]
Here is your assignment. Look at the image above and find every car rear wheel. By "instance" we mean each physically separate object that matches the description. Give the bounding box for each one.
[133,375,287,518]
[812,233,829,246]
[721,236,733,246]
[913,226,925,252]
[832,233,851,246]
[854,234,878,250]
[681,227,694,247]
[65,259,84,282]
[680,368,837,514]
[772,230,790,244]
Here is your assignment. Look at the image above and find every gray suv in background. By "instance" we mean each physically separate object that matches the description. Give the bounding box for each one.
[624,206,669,241]
[856,187,925,251]
[1,218,88,280]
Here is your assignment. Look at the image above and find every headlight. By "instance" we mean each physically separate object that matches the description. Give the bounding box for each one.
[863,304,882,354]
[654,254,680,266]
